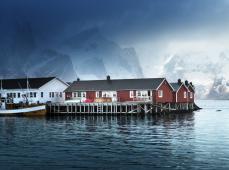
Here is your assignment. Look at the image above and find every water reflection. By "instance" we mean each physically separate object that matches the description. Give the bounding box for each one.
[1,110,228,170]
[45,112,195,128]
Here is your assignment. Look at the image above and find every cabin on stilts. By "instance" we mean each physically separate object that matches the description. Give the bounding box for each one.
[47,76,197,115]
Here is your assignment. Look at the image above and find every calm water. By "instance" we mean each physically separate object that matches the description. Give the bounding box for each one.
[0,100,229,170]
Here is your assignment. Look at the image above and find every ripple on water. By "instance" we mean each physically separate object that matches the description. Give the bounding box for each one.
[0,100,229,169]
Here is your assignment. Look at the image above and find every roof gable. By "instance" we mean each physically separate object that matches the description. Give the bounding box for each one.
[170,82,189,92]
[157,79,174,91]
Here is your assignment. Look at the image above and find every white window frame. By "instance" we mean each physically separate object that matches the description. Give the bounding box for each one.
[141,91,148,97]
[96,91,100,98]
[184,91,187,98]
[129,91,134,98]
[73,92,77,98]
[137,91,141,97]
[136,90,148,98]
[190,92,193,98]
[82,92,86,98]
[101,91,117,98]
[158,90,163,98]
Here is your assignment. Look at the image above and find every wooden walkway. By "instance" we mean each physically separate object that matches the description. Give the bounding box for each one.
[46,102,195,115]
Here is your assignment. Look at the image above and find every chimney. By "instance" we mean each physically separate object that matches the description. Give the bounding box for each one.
[106,75,111,81]
[178,79,182,85]
[185,80,189,86]
[190,82,193,86]
[77,78,80,81]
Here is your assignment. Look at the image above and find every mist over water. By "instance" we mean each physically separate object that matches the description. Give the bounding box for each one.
[0,100,229,169]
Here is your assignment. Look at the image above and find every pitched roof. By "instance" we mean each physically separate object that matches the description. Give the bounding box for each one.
[170,83,181,91]
[170,82,190,92]
[0,77,56,89]
[64,78,165,92]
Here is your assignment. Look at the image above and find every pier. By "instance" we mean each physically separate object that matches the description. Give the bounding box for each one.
[47,102,196,115]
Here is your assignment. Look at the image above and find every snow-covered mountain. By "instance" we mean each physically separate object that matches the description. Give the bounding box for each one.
[0,25,143,81]
[162,53,229,99]
[59,28,143,79]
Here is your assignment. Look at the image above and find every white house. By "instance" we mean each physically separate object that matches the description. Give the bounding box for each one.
[0,77,69,104]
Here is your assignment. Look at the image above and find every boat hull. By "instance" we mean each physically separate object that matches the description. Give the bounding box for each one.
[0,105,46,116]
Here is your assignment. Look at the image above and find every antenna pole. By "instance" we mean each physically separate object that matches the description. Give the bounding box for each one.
[27,77,29,90]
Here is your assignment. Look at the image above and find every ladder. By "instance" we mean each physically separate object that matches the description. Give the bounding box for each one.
[97,105,102,113]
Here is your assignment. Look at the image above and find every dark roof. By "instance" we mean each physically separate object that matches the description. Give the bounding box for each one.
[0,77,56,89]
[170,83,181,91]
[188,84,195,92]
[64,78,165,92]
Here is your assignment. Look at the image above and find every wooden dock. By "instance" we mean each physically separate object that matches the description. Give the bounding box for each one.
[46,102,196,115]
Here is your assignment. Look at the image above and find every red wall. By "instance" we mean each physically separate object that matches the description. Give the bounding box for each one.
[176,85,189,103]
[188,87,195,103]
[86,91,96,101]
[172,91,176,103]
[154,80,173,103]
[117,90,135,102]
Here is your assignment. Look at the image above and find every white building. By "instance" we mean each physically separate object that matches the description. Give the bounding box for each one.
[0,77,69,104]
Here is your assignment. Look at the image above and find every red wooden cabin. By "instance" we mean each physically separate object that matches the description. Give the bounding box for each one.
[64,76,174,104]
[187,82,195,103]
[170,80,190,103]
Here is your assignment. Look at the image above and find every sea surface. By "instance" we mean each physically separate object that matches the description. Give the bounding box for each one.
[0,100,229,170]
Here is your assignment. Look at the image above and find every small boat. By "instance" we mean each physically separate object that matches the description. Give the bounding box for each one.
[0,105,46,116]
[0,78,46,116]
[0,97,46,116]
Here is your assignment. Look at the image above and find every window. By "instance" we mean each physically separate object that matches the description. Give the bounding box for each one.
[34,92,36,98]
[49,92,51,98]
[130,91,134,98]
[41,92,43,98]
[52,92,54,98]
[13,93,16,98]
[18,93,20,98]
[137,91,141,97]
[78,92,81,97]
[190,92,193,98]
[82,92,86,98]
[141,91,147,97]
[102,93,106,97]
[158,90,163,98]
[59,92,62,98]
[96,91,100,98]
[184,91,187,98]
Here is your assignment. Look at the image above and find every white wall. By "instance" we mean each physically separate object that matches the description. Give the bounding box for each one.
[38,78,68,103]
[0,78,68,104]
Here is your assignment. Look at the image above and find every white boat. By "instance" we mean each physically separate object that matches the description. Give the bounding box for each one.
[0,105,46,116]
[0,78,46,116]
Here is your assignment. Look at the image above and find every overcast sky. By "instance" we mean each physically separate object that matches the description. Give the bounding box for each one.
[1,0,229,78]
